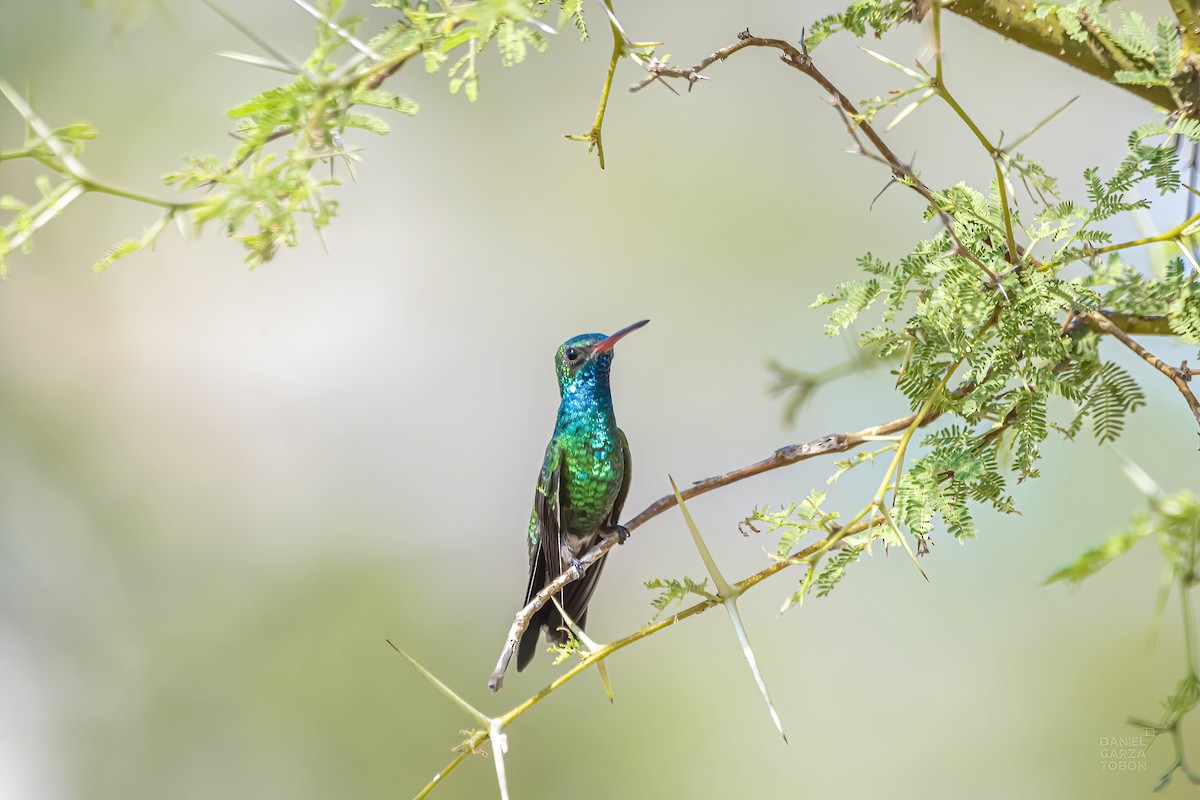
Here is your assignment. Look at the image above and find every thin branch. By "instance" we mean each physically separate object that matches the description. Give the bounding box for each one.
[926,1,1018,263]
[487,397,957,690]
[1076,312,1176,337]
[432,511,886,798]
[564,2,624,168]
[202,0,312,79]
[936,82,1018,263]
[1085,312,1200,431]
[474,338,1000,799]
[360,44,422,90]
[1032,206,1200,272]
[2,182,85,253]
[1001,94,1079,154]
[628,32,1004,283]
[565,0,663,167]
[488,300,1180,693]
[931,0,944,85]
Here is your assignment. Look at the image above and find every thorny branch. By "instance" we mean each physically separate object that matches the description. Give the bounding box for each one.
[488,384,964,690]
[490,26,1200,693]
[433,511,888,798]
[629,31,1008,282]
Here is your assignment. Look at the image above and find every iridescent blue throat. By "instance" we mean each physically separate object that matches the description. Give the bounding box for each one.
[557,349,615,429]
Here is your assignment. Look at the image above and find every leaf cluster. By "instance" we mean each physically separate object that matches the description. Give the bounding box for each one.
[1029,3,1182,90]
[806,0,918,50]
[1,0,573,271]
[741,491,841,559]
[643,576,714,620]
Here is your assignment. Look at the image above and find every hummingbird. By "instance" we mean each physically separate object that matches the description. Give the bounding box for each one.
[516,319,649,671]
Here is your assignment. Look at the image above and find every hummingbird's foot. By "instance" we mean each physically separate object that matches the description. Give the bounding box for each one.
[602,525,630,545]
[568,557,587,576]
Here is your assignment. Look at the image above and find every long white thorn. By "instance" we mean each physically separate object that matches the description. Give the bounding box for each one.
[669,477,787,742]
[288,0,381,61]
[669,475,734,598]
[552,596,615,701]
[488,719,511,800]
[724,597,788,743]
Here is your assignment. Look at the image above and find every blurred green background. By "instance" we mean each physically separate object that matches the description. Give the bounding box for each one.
[2,1,1198,798]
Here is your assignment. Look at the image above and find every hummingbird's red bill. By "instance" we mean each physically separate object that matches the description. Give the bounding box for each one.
[592,319,650,353]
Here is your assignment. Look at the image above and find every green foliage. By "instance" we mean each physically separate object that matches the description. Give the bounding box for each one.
[1137,670,1200,791]
[812,273,882,336]
[1087,258,1200,343]
[767,346,888,426]
[549,634,584,664]
[1071,359,1147,443]
[1044,514,1153,585]
[557,0,588,41]
[173,0,557,265]
[800,94,1200,558]
[1,0,570,271]
[741,492,840,558]
[0,110,101,275]
[816,543,865,597]
[827,445,894,484]
[92,211,174,272]
[806,0,916,49]
[643,576,714,619]
[1027,3,1182,89]
[754,4,1200,666]
[759,6,1200,789]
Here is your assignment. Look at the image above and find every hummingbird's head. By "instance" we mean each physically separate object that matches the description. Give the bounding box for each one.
[554,319,649,394]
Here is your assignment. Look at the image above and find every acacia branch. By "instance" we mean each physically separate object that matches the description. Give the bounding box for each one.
[629,32,1006,282]
[1079,312,1175,336]
[563,3,623,168]
[945,0,1188,112]
[472,329,1002,800]
[428,513,883,797]
[486,300,1182,691]
[490,29,1200,690]
[487,399,955,690]
[1085,311,1200,432]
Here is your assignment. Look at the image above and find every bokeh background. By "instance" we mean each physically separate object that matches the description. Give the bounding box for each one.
[2,1,1198,798]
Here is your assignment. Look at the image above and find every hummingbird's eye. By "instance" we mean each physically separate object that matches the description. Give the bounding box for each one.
[564,347,580,363]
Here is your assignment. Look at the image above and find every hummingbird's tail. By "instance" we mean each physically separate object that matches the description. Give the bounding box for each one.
[516,552,608,671]
[516,603,562,672]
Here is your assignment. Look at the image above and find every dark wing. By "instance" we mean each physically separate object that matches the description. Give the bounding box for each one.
[517,441,566,671]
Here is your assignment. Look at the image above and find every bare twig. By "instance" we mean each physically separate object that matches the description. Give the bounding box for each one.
[1085,312,1200,431]
[628,32,1004,284]
[565,0,664,167]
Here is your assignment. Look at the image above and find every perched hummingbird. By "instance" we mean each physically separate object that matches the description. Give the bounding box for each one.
[516,319,649,671]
